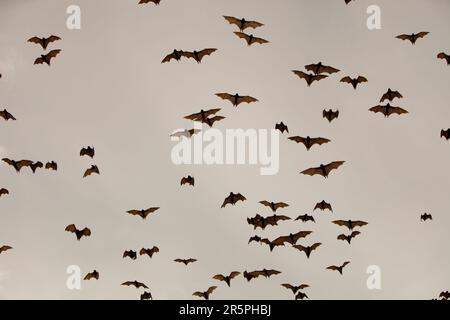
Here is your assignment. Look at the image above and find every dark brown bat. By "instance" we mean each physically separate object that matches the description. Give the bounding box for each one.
[259,201,289,212]
[223,16,264,32]
[84,270,99,280]
[45,161,57,171]
[248,235,263,244]
[140,291,153,300]
[139,246,160,258]
[139,0,161,5]
[323,109,339,123]
[292,243,322,258]
[340,76,368,89]
[420,213,432,222]
[65,224,91,241]
[0,188,9,197]
[28,35,61,50]
[275,122,289,133]
[289,136,330,150]
[127,207,160,219]
[221,192,247,208]
[80,146,95,158]
[174,258,197,265]
[161,49,188,63]
[380,88,403,102]
[0,245,12,254]
[438,52,450,65]
[337,231,361,244]
[83,165,99,178]
[327,261,350,275]
[281,283,310,295]
[123,250,137,260]
[121,281,149,289]
[369,103,408,117]
[243,270,261,282]
[247,213,291,230]
[255,269,281,278]
[295,292,309,300]
[216,93,258,107]
[30,161,43,173]
[170,128,201,139]
[234,32,269,46]
[440,129,450,140]
[333,220,368,230]
[292,70,328,86]
[193,286,217,300]
[181,175,195,186]
[440,291,450,300]
[305,62,340,75]
[204,115,225,127]
[301,161,345,178]
[396,32,429,45]
[295,214,315,223]
[262,231,312,251]
[314,200,332,212]
[213,271,240,287]
[2,158,33,172]
[183,49,217,63]
[0,109,16,121]
[184,108,221,122]
[34,49,61,66]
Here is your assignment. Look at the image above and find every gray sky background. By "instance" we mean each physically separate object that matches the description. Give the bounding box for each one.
[0,0,450,300]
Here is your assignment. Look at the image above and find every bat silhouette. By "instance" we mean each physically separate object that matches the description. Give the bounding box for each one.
[34,49,61,66]
[295,214,315,223]
[181,175,195,186]
[193,286,217,300]
[140,291,153,300]
[0,245,12,254]
[292,243,322,258]
[45,161,57,171]
[314,200,332,212]
[234,32,269,46]
[223,16,264,31]
[0,109,16,121]
[161,49,188,63]
[243,270,261,282]
[292,70,328,86]
[0,188,9,197]
[288,136,330,150]
[183,49,217,63]
[221,192,247,208]
[259,201,289,212]
[184,108,221,122]
[438,52,450,65]
[171,128,201,139]
[213,271,240,287]
[216,93,258,107]
[28,35,61,50]
[84,270,99,280]
[301,161,345,178]
[2,158,33,172]
[139,0,161,5]
[333,220,368,230]
[281,283,310,295]
[247,213,291,230]
[261,231,312,251]
[327,262,350,275]
[127,207,160,219]
[275,122,289,133]
[256,269,281,278]
[420,213,432,222]
[369,104,408,117]
[248,235,263,244]
[323,109,339,123]
[174,258,197,265]
[83,165,99,178]
[440,129,449,140]
[123,250,137,260]
[80,146,95,158]
[140,246,160,258]
[380,88,403,102]
[396,32,429,45]
[439,291,450,300]
[337,231,361,244]
[65,224,91,240]
[340,76,368,89]
[30,161,43,173]
[295,292,309,300]
[305,62,340,75]
[121,281,149,289]
[204,115,225,127]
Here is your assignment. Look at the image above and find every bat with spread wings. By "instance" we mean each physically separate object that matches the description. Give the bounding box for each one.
[369,104,408,117]
[183,49,217,63]
[301,161,345,178]
[161,49,188,63]
[314,200,333,212]
[243,270,262,282]
[0,188,9,197]
[170,128,201,139]
[174,258,197,266]
[83,165,100,178]
[34,49,61,66]
[333,220,368,230]
[181,175,194,186]
[259,201,289,212]
[0,245,12,254]
[420,213,432,222]
[234,32,269,46]
[380,88,403,102]
[255,269,281,278]
[28,35,61,50]
[204,116,225,127]
[0,109,16,121]
[295,214,315,223]
[121,281,149,289]
[288,136,331,150]
[292,70,328,86]
[223,16,264,31]
[281,283,310,295]
[327,261,350,275]
[140,291,153,300]
[2,158,33,173]
[323,109,339,123]
[261,231,312,251]
[248,235,263,244]
[65,224,91,241]
[213,271,240,287]
[45,161,58,171]
[215,93,258,107]
[247,214,291,230]
[292,243,322,258]
[275,122,289,133]
[439,291,450,300]
[193,286,217,300]
[123,250,137,260]
[441,129,450,141]
[126,207,160,219]
[84,270,99,280]
[80,146,95,158]
[139,0,161,5]
[305,62,340,75]
[140,246,160,258]
[337,231,361,244]
[30,161,43,173]
[221,192,247,208]
[438,52,450,65]
[396,32,429,45]
[340,76,368,89]
[184,108,222,122]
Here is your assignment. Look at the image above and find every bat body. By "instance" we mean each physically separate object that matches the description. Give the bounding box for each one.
[0,188,9,197]
[123,250,137,260]
[337,231,361,244]
[292,70,328,86]
[184,108,221,122]
[65,224,91,241]
[288,136,330,150]
[223,16,264,31]
[323,109,339,123]
[0,245,12,254]
[193,286,217,300]
[0,109,16,121]
[327,261,350,275]
[84,270,99,280]
[30,161,43,173]
[140,246,160,258]
[28,35,61,50]
[281,283,310,295]
[181,175,195,186]
[340,76,368,89]
[80,146,95,158]
[305,62,340,75]
[441,129,450,140]
[259,200,289,212]
[275,122,289,133]
[301,161,345,178]
[184,49,217,63]
[292,243,322,258]
[369,103,408,117]
[262,231,312,251]
[243,271,261,282]
[2,158,33,173]
[295,214,315,223]
[83,165,99,178]
[333,220,368,230]
[396,32,429,45]
[161,49,187,63]
[174,258,197,266]
[127,207,160,219]
[420,213,432,222]
[213,271,240,287]
[247,213,291,230]
[221,192,247,208]
[140,291,153,300]
[216,93,258,107]
[438,52,450,65]
[121,281,149,289]
[380,88,403,102]
[234,32,269,46]
[45,161,58,171]
[34,49,61,66]
[314,200,332,212]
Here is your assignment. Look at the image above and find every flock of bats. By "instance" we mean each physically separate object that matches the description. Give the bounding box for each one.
[1,0,450,301]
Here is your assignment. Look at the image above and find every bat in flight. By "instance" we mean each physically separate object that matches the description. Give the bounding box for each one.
[439,291,450,300]
[314,200,332,212]
[281,283,310,295]
[333,220,368,230]
[234,32,269,46]
[323,109,339,123]
[369,103,408,117]
[396,32,429,45]
[84,270,99,280]
[438,52,450,65]
[65,224,91,240]
[204,115,225,127]
[221,192,247,208]
[292,243,322,258]
[0,188,9,197]
[213,271,240,287]
[380,88,403,102]
[181,175,195,186]
[123,250,137,260]
[127,207,160,219]
[275,122,289,134]
[162,49,187,63]
[243,271,260,282]
[28,35,61,50]
[140,246,160,258]
[45,161,57,171]
[223,16,264,32]
[327,261,350,275]
[340,76,368,89]
[0,109,16,121]
[295,214,315,223]
[257,269,281,278]
[83,165,99,178]
[301,161,345,178]
[305,62,340,75]
[174,258,197,266]
[292,70,328,86]
[2,158,33,173]
[121,281,149,289]
[140,291,153,300]
[0,245,12,254]
[248,235,265,245]
[247,213,291,230]
[139,0,161,5]
[337,231,361,244]
[30,161,43,173]
[259,200,289,212]
[420,213,432,222]
[261,231,312,251]
[440,129,450,140]
[80,146,95,158]
[193,286,217,300]
[288,136,331,150]
[183,49,217,63]
[296,292,309,300]
[34,49,61,66]
[171,128,201,139]
[184,108,221,122]
[216,93,258,107]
